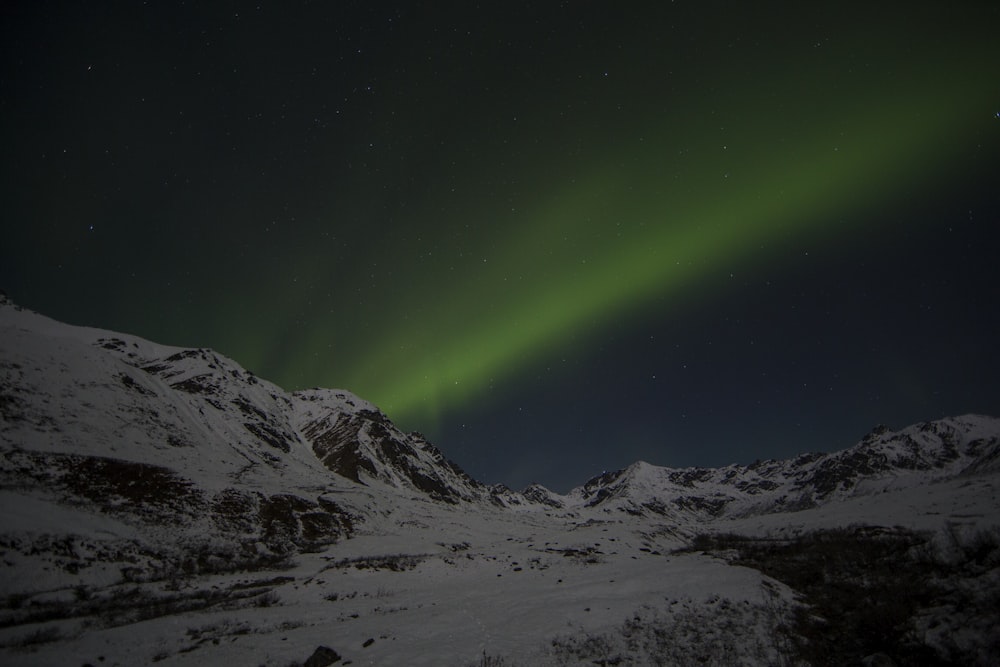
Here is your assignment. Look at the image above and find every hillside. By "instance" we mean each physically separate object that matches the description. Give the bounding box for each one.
[2,295,999,665]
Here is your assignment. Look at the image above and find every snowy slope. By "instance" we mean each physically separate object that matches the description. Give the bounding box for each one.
[564,415,1000,523]
[2,294,999,666]
[0,296,516,600]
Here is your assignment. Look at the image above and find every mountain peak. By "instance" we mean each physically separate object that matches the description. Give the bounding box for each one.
[564,415,1000,520]
[4,300,999,531]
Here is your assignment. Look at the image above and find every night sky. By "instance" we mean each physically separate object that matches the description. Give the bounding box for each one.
[2,2,999,492]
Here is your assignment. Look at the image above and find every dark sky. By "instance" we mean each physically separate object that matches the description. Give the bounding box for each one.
[3,2,999,492]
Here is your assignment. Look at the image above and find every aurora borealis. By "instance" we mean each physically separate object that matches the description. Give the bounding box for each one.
[3,2,999,491]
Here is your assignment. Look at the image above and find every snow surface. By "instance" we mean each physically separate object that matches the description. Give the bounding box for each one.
[2,297,999,665]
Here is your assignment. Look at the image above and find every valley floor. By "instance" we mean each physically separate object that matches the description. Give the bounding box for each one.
[3,471,999,666]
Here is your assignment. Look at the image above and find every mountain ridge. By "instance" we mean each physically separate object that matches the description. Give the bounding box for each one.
[3,295,1000,665]
[565,414,1000,520]
[3,293,998,519]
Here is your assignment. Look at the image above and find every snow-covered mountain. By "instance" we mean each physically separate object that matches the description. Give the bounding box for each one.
[568,415,1000,521]
[2,294,999,666]
[0,294,520,566]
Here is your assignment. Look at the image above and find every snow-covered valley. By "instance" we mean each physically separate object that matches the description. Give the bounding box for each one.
[2,294,998,665]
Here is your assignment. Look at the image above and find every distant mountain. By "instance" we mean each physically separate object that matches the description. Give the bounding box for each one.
[565,415,1000,521]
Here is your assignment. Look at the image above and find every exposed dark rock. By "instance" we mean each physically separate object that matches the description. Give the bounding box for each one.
[299,408,481,502]
[668,468,714,488]
[304,645,341,667]
[170,374,218,395]
[242,420,293,453]
[671,495,729,517]
[118,373,156,396]
[522,484,564,508]
[30,452,205,522]
[301,412,378,483]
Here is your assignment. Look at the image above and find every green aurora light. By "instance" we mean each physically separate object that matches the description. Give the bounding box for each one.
[224,23,995,434]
